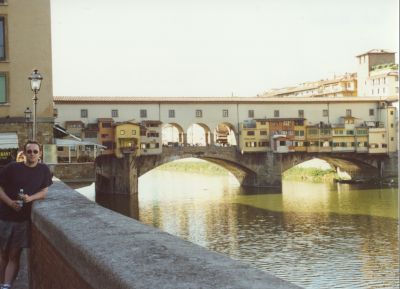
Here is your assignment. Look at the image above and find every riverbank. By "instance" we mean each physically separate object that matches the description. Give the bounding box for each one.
[283,167,337,182]
[157,159,230,176]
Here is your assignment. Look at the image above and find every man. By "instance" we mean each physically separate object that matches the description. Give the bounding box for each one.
[0,141,53,289]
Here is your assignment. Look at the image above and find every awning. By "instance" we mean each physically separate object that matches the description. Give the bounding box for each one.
[55,138,107,149]
[0,132,19,149]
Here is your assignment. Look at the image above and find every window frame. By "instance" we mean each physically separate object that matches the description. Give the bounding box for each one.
[81,109,88,118]
[195,109,203,118]
[111,109,119,118]
[0,72,7,103]
[0,16,6,61]
[248,110,254,118]
[168,109,175,118]
[274,110,279,117]
[140,109,147,118]
[222,109,229,117]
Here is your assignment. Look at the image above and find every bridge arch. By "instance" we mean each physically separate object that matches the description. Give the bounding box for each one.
[280,153,382,180]
[186,122,212,146]
[162,123,185,146]
[214,122,237,146]
[138,147,257,186]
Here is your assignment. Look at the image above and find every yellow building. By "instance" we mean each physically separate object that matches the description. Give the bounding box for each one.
[114,121,141,158]
[0,0,54,153]
[239,119,270,153]
[355,126,369,153]
[293,119,307,152]
[331,117,357,153]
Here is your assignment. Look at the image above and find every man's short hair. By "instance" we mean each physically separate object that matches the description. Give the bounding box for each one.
[24,140,42,152]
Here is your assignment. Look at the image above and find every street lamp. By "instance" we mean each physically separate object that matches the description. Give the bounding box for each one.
[28,69,43,141]
[24,107,32,139]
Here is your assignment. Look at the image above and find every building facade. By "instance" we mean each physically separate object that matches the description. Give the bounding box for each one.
[260,50,399,100]
[0,0,54,160]
[54,96,398,156]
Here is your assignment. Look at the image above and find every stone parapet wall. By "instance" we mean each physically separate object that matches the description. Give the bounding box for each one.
[30,179,300,289]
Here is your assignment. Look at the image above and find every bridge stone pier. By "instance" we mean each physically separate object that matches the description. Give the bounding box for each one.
[95,147,398,195]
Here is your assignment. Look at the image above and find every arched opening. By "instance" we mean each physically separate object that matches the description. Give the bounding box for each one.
[187,123,211,146]
[283,158,336,182]
[162,123,184,146]
[214,122,237,146]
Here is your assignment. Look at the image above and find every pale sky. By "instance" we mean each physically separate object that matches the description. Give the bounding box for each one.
[51,0,399,97]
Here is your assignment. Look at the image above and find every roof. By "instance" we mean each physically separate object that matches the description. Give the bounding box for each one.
[0,132,18,149]
[55,138,107,149]
[54,96,398,104]
[356,49,395,57]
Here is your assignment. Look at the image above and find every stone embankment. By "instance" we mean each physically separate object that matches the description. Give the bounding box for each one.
[28,179,301,289]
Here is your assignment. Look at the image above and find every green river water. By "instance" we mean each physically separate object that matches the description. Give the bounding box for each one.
[84,168,398,289]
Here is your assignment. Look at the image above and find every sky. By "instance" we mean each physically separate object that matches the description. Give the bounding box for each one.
[51,0,399,97]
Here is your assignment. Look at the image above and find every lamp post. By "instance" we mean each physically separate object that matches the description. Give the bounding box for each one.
[24,107,32,139]
[28,69,43,141]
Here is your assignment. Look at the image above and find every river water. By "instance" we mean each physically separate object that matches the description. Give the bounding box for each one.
[77,169,399,289]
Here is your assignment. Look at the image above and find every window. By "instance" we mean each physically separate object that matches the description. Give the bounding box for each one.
[260,130,267,136]
[196,110,202,118]
[120,130,125,135]
[346,109,352,117]
[391,123,394,128]
[223,109,229,117]
[81,109,88,118]
[140,109,147,118]
[132,130,136,135]
[274,110,279,117]
[111,109,119,117]
[0,73,6,103]
[369,109,374,116]
[0,17,5,60]
[102,122,111,128]
[298,110,304,118]
[248,110,254,118]
[247,131,255,136]
[168,109,175,118]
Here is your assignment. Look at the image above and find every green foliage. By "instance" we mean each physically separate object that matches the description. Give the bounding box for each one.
[156,161,230,176]
[283,167,337,182]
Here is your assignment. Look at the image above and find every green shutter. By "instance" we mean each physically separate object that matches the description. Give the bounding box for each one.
[0,75,6,103]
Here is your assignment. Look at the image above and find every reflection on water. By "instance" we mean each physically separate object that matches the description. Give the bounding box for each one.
[88,170,398,289]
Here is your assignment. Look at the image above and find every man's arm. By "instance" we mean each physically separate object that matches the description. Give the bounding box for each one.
[0,185,22,211]
[22,187,48,203]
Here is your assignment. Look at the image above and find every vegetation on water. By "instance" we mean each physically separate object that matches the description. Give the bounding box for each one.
[283,167,337,182]
[156,160,230,176]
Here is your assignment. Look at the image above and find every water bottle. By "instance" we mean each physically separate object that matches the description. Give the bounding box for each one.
[17,189,24,208]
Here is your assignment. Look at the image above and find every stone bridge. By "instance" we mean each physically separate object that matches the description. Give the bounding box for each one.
[95,146,398,195]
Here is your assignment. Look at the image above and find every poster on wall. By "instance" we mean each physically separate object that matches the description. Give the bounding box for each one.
[0,149,18,166]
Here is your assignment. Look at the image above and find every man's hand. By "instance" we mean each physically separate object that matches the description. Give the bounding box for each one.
[21,194,33,203]
[9,200,22,212]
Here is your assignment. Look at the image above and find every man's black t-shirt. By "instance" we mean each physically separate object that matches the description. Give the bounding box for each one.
[0,162,53,222]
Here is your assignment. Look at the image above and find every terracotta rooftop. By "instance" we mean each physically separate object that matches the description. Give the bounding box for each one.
[53,96,398,104]
[356,49,395,57]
